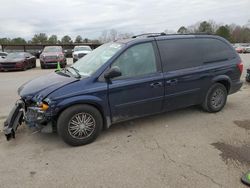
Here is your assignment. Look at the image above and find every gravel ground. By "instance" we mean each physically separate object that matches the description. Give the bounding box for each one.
[0,55,250,188]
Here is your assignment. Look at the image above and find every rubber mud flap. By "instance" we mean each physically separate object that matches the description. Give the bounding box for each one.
[3,100,24,141]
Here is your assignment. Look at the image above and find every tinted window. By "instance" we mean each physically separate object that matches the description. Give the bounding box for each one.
[112,42,157,78]
[199,38,235,63]
[158,39,203,72]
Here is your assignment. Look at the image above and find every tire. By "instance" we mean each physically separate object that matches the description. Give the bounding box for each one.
[246,74,250,82]
[33,61,36,68]
[41,64,45,69]
[57,104,103,146]
[22,63,27,71]
[202,83,228,113]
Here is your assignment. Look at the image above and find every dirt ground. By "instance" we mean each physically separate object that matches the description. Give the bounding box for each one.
[0,55,250,188]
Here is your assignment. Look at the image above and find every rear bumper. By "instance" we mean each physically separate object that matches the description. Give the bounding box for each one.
[229,80,243,95]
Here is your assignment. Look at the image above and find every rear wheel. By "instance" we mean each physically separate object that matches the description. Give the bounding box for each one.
[57,105,103,146]
[202,83,228,113]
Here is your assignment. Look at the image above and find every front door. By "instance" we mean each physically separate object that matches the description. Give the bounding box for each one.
[107,42,164,123]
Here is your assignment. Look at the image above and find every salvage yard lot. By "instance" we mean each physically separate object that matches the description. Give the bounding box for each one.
[0,55,250,188]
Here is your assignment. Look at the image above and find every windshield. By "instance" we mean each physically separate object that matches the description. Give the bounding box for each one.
[6,53,24,59]
[43,46,61,52]
[74,46,91,51]
[72,42,124,77]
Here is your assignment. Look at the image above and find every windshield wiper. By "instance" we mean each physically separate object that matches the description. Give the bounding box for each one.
[67,67,81,78]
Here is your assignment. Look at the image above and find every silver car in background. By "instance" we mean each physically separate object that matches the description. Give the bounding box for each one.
[72,45,92,63]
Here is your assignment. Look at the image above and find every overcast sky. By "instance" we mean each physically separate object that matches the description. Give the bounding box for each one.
[0,0,249,40]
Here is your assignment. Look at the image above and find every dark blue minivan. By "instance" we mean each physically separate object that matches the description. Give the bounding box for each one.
[4,33,243,146]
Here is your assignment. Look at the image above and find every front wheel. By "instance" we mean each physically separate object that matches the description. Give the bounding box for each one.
[202,83,228,113]
[57,105,103,146]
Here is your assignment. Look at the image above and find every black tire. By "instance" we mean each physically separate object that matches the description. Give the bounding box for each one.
[246,75,250,82]
[33,61,36,68]
[57,104,103,146]
[22,63,27,71]
[202,83,228,113]
[41,64,45,69]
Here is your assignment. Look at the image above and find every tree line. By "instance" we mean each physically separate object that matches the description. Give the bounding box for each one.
[0,20,249,45]
[176,20,250,43]
[0,34,99,45]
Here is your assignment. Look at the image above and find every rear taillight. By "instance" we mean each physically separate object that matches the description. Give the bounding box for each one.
[237,62,243,74]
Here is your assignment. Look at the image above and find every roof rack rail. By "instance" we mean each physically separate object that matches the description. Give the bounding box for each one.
[132,32,166,38]
[131,32,213,39]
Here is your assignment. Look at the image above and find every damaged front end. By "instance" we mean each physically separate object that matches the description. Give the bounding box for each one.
[3,98,54,141]
[3,100,25,140]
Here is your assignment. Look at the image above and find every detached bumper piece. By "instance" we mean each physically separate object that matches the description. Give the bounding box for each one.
[246,69,250,82]
[3,100,25,141]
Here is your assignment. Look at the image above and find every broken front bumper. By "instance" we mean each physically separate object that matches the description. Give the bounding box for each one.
[3,99,54,141]
[3,100,25,140]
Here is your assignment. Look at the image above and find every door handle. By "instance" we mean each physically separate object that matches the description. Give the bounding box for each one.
[150,82,163,88]
[166,79,178,85]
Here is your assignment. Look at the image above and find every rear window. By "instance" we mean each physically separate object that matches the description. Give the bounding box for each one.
[157,38,235,72]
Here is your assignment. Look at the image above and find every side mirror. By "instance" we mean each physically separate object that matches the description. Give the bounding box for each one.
[64,50,67,53]
[104,66,122,79]
[72,49,74,52]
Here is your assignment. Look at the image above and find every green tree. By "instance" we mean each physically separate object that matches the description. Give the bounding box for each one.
[198,21,213,34]
[216,25,231,42]
[48,35,58,44]
[84,38,89,43]
[31,33,48,44]
[61,35,72,44]
[11,37,27,44]
[0,38,11,44]
[177,26,188,34]
[74,35,83,43]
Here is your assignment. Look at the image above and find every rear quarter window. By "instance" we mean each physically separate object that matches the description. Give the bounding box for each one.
[198,38,236,63]
[157,38,236,72]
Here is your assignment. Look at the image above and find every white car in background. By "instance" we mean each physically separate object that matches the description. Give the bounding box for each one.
[0,52,8,61]
[72,45,92,63]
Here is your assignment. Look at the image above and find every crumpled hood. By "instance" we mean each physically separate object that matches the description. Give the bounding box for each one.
[18,72,78,101]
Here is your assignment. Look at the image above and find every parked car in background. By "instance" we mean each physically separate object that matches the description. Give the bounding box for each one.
[244,45,250,53]
[0,52,36,71]
[72,45,92,63]
[235,45,245,53]
[39,46,67,69]
[63,48,73,58]
[4,34,243,146]
[0,52,8,59]
[234,43,250,53]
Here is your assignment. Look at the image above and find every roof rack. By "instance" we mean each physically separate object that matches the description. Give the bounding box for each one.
[132,32,166,38]
[132,32,212,39]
